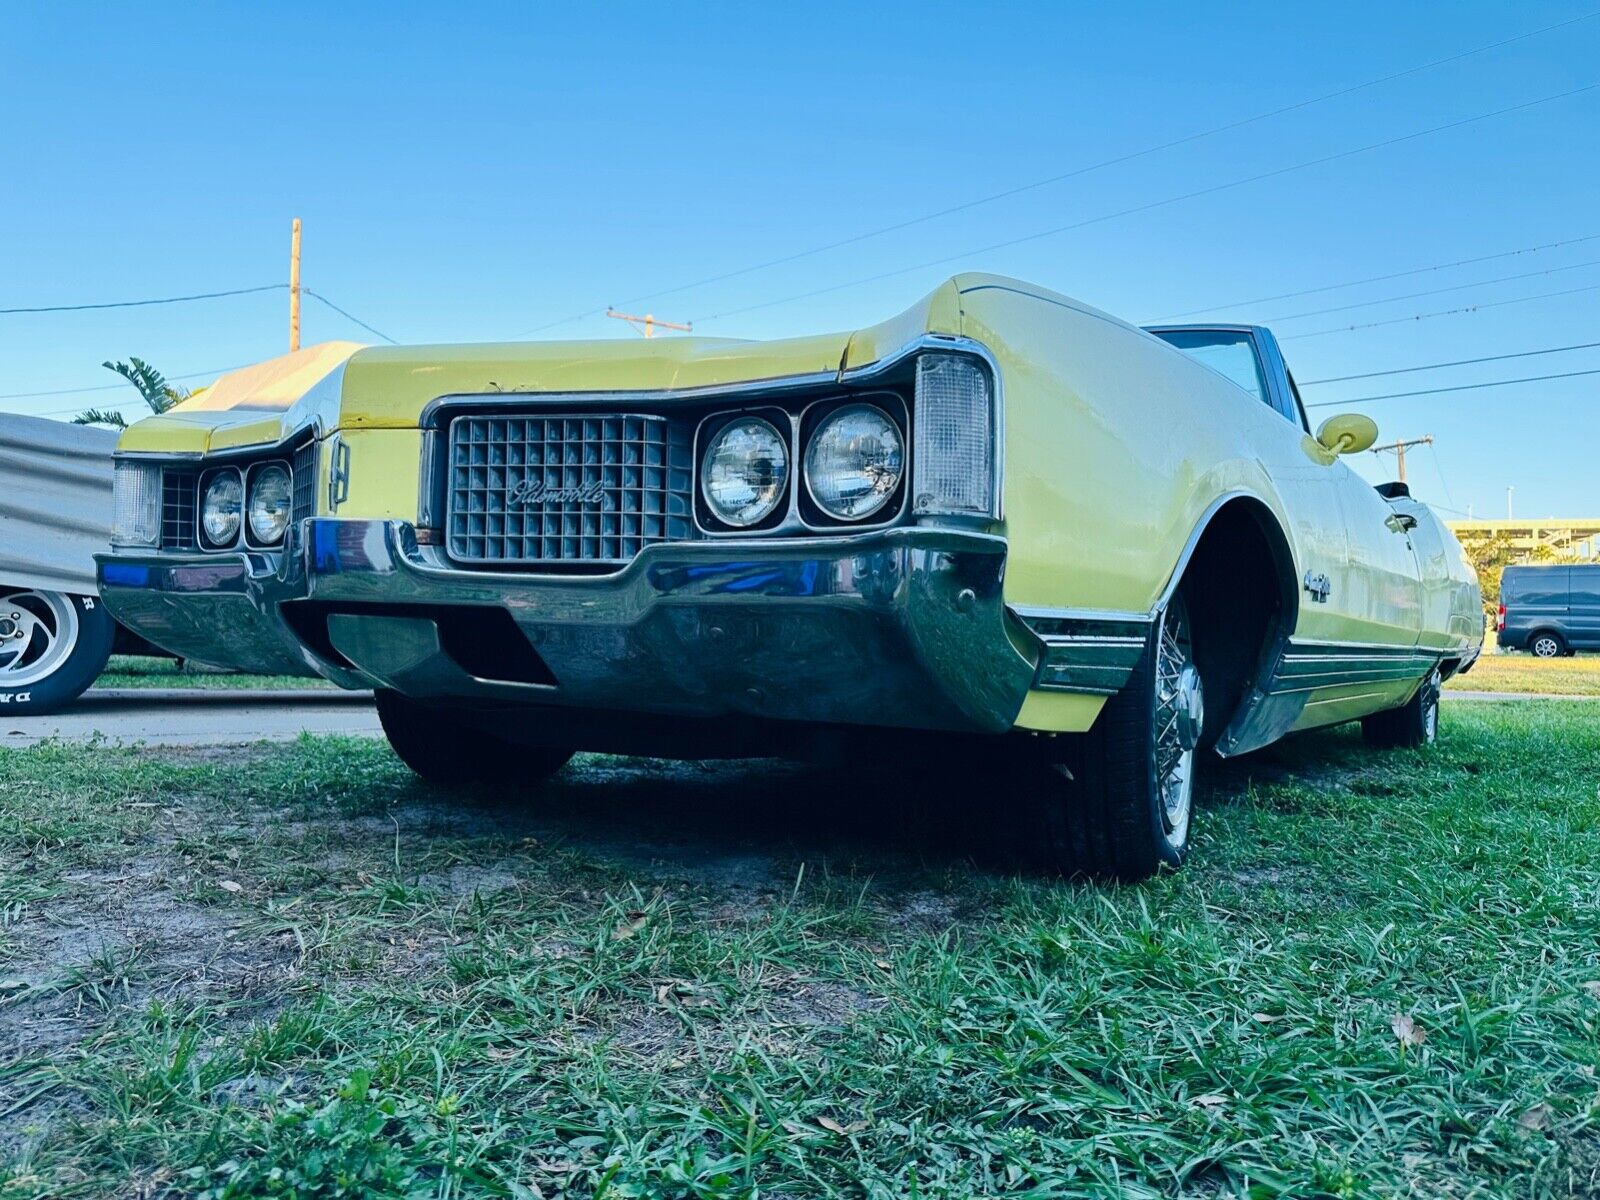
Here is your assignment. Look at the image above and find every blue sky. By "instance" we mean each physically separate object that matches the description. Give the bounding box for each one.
[3,2,1597,518]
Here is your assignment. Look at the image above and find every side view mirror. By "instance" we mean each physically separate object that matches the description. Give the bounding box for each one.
[1315,413,1379,456]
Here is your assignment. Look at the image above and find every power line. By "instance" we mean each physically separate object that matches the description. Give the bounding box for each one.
[1305,366,1600,407]
[1282,281,1600,340]
[0,363,256,404]
[511,10,1600,335]
[1263,258,1600,322]
[1299,340,1600,385]
[6,287,394,414]
[1151,232,1600,319]
[691,82,1600,325]
[0,284,284,316]
[304,289,397,344]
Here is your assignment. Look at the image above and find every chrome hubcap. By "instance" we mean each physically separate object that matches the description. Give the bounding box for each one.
[1534,637,1559,657]
[0,591,79,689]
[1154,599,1200,847]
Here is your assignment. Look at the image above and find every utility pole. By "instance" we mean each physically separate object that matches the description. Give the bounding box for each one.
[289,217,302,352]
[1370,434,1432,485]
[606,308,691,338]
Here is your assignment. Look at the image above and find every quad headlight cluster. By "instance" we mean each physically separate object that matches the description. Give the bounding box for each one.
[699,402,906,530]
[200,461,294,549]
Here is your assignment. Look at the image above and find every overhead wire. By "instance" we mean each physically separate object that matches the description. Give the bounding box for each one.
[689,82,1600,325]
[1261,258,1600,322]
[1282,281,1600,339]
[1304,366,1600,407]
[1150,232,1600,319]
[510,11,1600,335]
[1298,340,1600,385]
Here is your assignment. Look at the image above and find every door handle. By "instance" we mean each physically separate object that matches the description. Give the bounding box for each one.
[1385,513,1417,533]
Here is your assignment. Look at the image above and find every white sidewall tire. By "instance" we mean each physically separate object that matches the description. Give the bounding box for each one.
[0,591,116,715]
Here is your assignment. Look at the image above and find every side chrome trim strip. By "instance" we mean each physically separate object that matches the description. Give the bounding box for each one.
[1010,606,1152,695]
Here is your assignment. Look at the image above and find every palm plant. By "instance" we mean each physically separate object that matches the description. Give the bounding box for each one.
[74,358,190,428]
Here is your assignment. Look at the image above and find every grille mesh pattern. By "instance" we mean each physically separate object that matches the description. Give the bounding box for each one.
[291,442,316,525]
[447,414,693,564]
[160,467,199,549]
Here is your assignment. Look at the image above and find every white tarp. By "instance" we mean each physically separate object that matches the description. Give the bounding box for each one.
[0,414,117,595]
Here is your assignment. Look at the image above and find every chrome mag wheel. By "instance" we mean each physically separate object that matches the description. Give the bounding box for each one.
[1532,634,1562,658]
[1153,595,1203,849]
[0,590,80,689]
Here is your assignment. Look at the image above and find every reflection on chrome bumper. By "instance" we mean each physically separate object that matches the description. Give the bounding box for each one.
[99,520,1038,734]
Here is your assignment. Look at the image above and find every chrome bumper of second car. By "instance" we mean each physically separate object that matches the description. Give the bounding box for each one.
[98,520,1039,734]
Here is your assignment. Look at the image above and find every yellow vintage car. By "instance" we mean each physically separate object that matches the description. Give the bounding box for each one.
[98,274,1482,878]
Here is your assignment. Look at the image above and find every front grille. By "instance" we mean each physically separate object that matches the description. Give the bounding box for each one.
[160,467,199,549]
[291,441,317,525]
[446,413,693,565]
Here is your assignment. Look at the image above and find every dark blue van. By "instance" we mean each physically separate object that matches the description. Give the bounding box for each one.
[1497,564,1600,656]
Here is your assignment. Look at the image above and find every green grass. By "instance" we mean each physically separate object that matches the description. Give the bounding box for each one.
[2,704,1598,1196]
[1447,652,1600,697]
[92,655,334,691]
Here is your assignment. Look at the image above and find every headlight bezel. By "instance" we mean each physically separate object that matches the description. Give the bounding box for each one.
[799,398,907,526]
[197,466,246,550]
[245,460,294,548]
[695,409,793,532]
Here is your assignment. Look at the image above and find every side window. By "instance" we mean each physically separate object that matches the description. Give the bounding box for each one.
[1151,329,1296,426]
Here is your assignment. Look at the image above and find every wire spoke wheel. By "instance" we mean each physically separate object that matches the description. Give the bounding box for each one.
[1152,595,1203,848]
[0,590,81,689]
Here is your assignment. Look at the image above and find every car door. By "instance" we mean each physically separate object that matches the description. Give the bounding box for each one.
[1568,565,1600,648]
[1391,499,1459,653]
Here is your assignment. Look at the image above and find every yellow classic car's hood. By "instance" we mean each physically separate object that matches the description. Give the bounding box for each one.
[118,276,974,451]
[116,341,366,455]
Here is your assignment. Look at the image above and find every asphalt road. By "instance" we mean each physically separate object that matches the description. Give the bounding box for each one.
[2,688,382,748]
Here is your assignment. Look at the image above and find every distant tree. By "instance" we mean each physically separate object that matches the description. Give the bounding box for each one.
[1457,531,1520,616]
[73,358,191,428]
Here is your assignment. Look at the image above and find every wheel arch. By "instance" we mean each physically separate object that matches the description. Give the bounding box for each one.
[1158,492,1301,748]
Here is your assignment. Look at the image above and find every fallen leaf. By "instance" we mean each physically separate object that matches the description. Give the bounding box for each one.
[1251,1012,1280,1023]
[1391,1014,1425,1047]
[0,980,27,993]
[218,880,243,894]
[611,912,647,941]
[817,1116,868,1135]
[873,960,892,971]
[1581,981,1600,1000]
[1519,1103,1553,1132]
[1191,1093,1227,1109]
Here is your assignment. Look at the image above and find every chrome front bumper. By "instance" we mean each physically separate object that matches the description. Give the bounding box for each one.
[98,520,1039,734]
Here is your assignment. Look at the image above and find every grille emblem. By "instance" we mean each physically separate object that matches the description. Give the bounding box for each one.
[507,478,609,508]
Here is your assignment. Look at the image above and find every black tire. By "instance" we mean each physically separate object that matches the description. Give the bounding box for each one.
[375,689,572,789]
[1529,631,1565,659]
[1035,593,1204,881]
[1361,669,1440,749]
[0,590,115,716]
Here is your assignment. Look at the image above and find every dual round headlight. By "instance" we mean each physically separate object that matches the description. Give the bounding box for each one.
[701,404,905,528]
[201,464,293,547]
[803,404,904,521]
[701,417,790,527]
